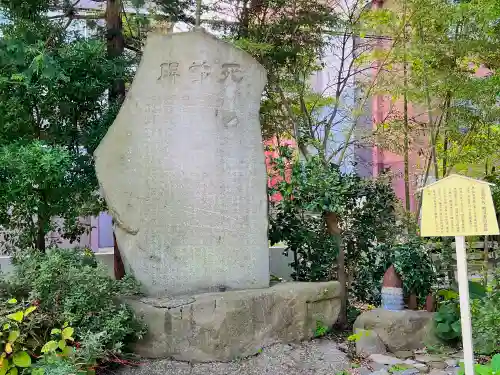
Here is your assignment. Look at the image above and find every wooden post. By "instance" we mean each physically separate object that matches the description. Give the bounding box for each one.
[455,236,474,375]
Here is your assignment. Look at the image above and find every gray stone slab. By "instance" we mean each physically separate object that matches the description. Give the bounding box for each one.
[124,281,341,362]
[94,29,269,296]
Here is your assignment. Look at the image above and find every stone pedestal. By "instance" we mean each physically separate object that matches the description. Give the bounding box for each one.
[125,281,341,362]
[353,308,436,353]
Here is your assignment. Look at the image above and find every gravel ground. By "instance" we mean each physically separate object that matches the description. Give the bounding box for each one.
[118,340,351,375]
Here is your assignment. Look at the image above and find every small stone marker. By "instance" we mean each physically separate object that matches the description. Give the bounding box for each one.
[419,174,500,375]
[94,29,269,296]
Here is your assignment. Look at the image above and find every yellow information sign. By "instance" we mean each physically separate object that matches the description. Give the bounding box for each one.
[420,174,499,237]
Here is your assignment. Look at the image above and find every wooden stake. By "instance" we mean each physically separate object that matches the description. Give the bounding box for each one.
[455,235,474,375]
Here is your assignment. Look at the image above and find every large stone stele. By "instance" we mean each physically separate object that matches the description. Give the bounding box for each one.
[125,281,341,362]
[353,308,436,353]
[94,29,269,297]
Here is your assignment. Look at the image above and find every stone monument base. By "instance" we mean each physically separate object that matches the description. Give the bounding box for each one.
[125,281,341,362]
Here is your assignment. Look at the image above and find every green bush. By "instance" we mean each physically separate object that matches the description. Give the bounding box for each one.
[4,249,146,352]
[0,296,114,375]
[352,237,437,304]
[433,279,500,353]
[458,354,500,375]
[471,270,500,355]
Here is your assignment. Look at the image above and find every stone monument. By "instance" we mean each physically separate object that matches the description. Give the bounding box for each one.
[94,29,269,297]
[94,28,341,362]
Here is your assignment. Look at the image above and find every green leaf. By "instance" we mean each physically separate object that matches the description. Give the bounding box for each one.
[58,340,66,350]
[468,281,487,299]
[12,351,31,368]
[6,299,16,305]
[491,354,500,372]
[451,320,462,333]
[436,322,451,333]
[7,368,17,375]
[474,364,490,375]
[62,327,74,340]
[6,312,23,323]
[62,322,68,328]
[24,306,37,316]
[7,331,19,343]
[41,340,58,354]
[62,346,73,357]
[50,328,61,335]
[2,325,9,331]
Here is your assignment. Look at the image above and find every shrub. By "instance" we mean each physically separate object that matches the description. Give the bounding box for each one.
[5,249,146,352]
[471,270,500,355]
[434,280,494,349]
[0,296,112,375]
[352,237,437,304]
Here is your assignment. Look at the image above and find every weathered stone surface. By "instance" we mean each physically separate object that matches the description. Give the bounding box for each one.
[355,329,387,358]
[94,29,269,296]
[354,309,434,352]
[395,351,414,359]
[413,363,430,373]
[445,359,458,367]
[429,362,447,370]
[414,355,444,364]
[125,281,341,362]
[368,354,404,365]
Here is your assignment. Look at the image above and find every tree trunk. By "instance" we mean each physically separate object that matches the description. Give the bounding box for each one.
[408,293,418,310]
[325,212,347,327]
[107,0,126,275]
[425,294,435,312]
[36,217,46,253]
[113,232,125,280]
[402,0,411,216]
[107,0,125,103]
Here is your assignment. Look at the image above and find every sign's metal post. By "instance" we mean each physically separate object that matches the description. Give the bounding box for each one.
[419,174,500,375]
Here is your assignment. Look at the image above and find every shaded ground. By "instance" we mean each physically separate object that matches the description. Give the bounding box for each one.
[116,338,466,375]
[118,340,350,375]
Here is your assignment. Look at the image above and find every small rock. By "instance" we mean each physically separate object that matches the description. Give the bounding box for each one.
[404,359,417,365]
[395,351,414,360]
[371,363,391,371]
[371,369,390,375]
[413,363,429,373]
[445,359,458,367]
[359,367,374,375]
[368,354,404,365]
[356,329,387,358]
[428,370,448,375]
[429,362,447,370]
[396,369,420,375]
[338,342,349,352]
[414,355,443,363]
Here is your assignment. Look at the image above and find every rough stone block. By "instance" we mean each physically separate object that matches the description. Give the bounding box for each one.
[355,329,387,358]
[125,281,341,362]
[354,309,434,352]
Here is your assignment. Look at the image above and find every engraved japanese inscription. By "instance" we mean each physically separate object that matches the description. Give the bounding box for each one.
[94,30,269,297]
[157,61,180,82]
